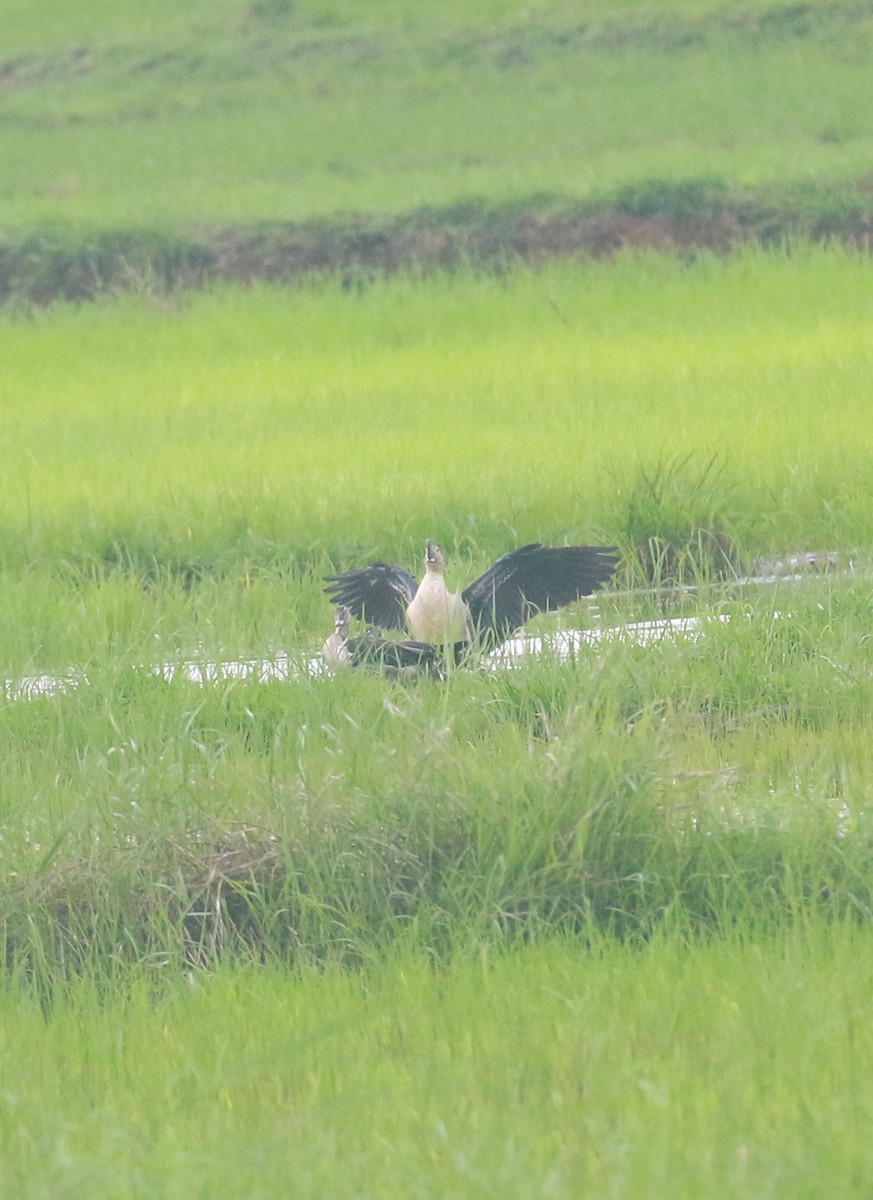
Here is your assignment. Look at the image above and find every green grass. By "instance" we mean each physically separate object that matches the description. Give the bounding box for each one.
[1,247,872,594]
[1,0,872,228]
[3,931,873,1198]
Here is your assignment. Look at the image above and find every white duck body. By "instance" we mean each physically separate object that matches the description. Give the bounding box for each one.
[404,543,472,644]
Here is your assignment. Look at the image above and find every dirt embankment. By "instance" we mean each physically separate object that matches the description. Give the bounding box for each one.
[2,181,872,307]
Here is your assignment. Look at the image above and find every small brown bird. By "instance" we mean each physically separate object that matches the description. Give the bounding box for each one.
[322,605,447,679]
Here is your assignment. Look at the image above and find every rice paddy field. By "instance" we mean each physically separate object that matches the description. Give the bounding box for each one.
[3,0,873,227]
[4,1,873,1196]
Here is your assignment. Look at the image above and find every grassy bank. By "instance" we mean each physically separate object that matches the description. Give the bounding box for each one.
[1,0,872,246]
[5,178,873,310]
[3,572,873,975]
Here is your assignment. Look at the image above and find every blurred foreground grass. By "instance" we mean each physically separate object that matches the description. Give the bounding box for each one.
[2,931,873,1198]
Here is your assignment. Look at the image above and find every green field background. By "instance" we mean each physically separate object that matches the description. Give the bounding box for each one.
[2,0,873,227]
[3,248,873,572]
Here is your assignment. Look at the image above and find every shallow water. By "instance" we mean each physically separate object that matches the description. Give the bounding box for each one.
[0,613,746,703]
[0,551,855,704]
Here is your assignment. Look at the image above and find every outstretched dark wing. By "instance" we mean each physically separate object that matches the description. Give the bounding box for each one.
[462,543,619,648]
[323,562,418,630]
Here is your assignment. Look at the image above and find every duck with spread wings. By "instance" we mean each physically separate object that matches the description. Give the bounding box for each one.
[324,540,619,655]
